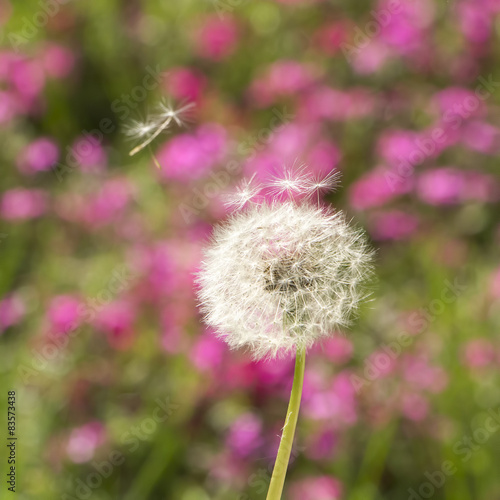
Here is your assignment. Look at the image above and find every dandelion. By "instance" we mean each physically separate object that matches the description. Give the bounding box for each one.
[125,100,195,157]
[196,167,373,500]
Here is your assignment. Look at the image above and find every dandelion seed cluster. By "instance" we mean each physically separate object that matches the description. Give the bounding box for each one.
[197,170,373,359]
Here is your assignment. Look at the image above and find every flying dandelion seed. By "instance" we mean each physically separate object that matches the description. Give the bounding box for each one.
[125,100,195,157]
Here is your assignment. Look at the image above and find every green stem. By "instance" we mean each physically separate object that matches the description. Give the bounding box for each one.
[266,346,306,500]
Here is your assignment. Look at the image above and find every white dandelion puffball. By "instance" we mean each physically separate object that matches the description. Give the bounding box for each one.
[197,170,373,359]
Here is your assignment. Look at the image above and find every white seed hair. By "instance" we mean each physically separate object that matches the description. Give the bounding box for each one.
[222,173,262,210]
[197,197,373,360]
[125,100,195,156]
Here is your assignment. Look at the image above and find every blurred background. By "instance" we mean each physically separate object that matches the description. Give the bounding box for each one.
[1,0,500,499]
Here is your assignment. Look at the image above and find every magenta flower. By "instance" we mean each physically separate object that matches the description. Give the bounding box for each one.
[457,2,492,44]
[314,336,353,364]
[368,210,419,241]
[66,422,106,464]
[0,295,25,333]
[47,295,81,335]
[290,476,343,500]
[400,392,429,421]
[299,86,375,121]
[71,136,107,171]
[416,168,464,205]
[377,0,435,54]
[83,178,134,225]
[17,137,59,174]
[416,168,498,206]
[304,372,357,425]
[194,15,239,61]
[226,413,263,459]
[461,121,500,154]
[40,43,75,78]
[462,339,496,368]
[349,168,411,210]
[249,60,316,106]
[490,267,500,299]
[157,124,227,181]
[0,90,20,123]
[402,354,448,393]
[189,330,226,371]
[432,87,486,122]
[94,300,136,348]
[1,188,47,220]
[10,58,45,100]
[164,67,206,102]
[313,22,349,55]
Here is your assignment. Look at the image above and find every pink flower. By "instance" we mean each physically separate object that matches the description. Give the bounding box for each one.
[164,67,206,102]
[317,336,353,364]
[157,124,227,181]
[189,330,226,371]
[457,2,492,44]
[10,58,45,100]
[461,121,500,154]
[94,300,136,348]
[351,41,391,75]
[290,476,343,500]
[249,60,317,106]
[70,136,107,171]
[367,348,397,378]
[17,137,59,174]
[401,392,429,421]
[1,188,47,220]
[417,168,464,205]
[133,242,179,300]
[402,355,448,393]
[369,210,419,241]
[82,178,134,225]
[349,167,411,210]
[432,87,486,122]
[66,422,105,463]
[313,22,350,55]
[306,429,338,461]
[462,339,495,368]
[304,372,357,425]
[0,90,20,123]
[0,295,25,333]
[377,130,430,168]
[47,295,81,335]
[299,86,375,121]
[194,16,239,60]
[490,267,500,299]
[417,168,497,205]
[377,0,435,54]
[41,44,75,78]
[226,413,263,458]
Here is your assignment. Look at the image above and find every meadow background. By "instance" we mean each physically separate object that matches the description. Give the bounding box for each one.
[1,0,500,499]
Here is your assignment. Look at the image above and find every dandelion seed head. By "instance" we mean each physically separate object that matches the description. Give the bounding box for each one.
[197,173,373,359]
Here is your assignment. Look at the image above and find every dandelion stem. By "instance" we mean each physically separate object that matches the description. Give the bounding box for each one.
[265,346,306,500]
